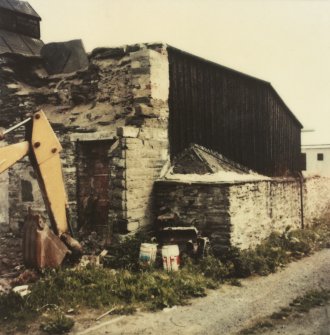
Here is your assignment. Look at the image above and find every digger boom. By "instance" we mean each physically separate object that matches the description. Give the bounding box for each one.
[0,110,81,268]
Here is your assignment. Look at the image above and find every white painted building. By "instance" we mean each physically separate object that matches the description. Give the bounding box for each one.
[301,144,330,177]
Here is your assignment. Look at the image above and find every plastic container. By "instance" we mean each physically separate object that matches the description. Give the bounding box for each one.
[139,243,157,265]
[162,245,180,271]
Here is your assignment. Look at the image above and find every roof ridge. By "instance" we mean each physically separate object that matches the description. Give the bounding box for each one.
[192,144,251,174]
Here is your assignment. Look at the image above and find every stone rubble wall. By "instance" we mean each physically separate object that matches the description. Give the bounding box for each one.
[0,43,169,233]
[154,181,230,255]
[154,177,329,252]
[304,175,330,226]
[229,179,301,249]
[115,48,170,232]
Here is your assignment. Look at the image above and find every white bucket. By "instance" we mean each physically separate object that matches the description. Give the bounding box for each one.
[162,245,180,271]
[139,243,157,265]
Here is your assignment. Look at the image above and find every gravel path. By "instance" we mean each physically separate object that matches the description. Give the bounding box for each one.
[74,249,330,335]
[260,303,330,335]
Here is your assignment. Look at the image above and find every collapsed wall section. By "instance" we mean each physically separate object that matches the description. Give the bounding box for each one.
[71,46,170,234]
[0,43,170,234]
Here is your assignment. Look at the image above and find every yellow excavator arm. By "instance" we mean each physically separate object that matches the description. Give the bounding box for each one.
[0,110,82,268]
[0,141,29,174]
[29,111,68,235]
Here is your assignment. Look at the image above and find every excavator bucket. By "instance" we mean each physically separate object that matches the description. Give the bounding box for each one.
[23,213,70,269]
[28,111,83,256]
[1,111,82,269]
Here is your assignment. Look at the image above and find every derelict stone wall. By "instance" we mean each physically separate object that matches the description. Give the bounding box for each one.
[0,44,170,234]
[154,181,231,255]
[229,179,301,249]
[114,48,170,233]
[154,178,305,252]
[304,176,330,226]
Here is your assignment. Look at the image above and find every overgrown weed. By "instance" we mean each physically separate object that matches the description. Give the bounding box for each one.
[0,266,215,332]
[0,218,329,332]
[227,225,324,277]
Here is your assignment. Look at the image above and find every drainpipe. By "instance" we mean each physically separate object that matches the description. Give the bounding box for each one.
[298,172,304,229]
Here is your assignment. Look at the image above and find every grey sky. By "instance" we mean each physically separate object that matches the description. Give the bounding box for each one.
[28,0,330,145]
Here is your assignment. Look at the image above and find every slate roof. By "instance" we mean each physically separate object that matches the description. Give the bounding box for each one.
[171,144,251,175]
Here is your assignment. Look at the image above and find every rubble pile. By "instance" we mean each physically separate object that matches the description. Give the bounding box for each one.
[0,43,166,135]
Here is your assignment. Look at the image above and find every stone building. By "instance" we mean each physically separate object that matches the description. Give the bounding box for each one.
[3,1,329,252]
[0,42,307,243]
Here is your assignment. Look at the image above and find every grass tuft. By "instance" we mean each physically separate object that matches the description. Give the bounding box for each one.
[40,311,74,334]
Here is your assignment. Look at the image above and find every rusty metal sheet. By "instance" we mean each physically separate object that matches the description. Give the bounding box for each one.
[23,213,69,269]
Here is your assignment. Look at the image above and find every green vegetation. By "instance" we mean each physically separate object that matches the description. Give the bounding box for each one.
[0,266,216,333]
[0,217,329,333]
[227,226,320,277]
[40,311,75,334]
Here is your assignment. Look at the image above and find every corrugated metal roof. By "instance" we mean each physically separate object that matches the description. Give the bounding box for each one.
[0,28,43,56]
[0,0,40,19]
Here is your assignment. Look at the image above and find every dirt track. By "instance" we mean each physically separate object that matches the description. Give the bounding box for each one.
[73,249,330,335]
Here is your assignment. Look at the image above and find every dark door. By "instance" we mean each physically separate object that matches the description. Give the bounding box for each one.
[77,140,114,233]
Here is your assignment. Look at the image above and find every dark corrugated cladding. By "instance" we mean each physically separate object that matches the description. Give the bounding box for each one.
[0,0,41,39]
[0,0,43,56]
[0,0,40,18]
[0,29,43,56]
[167,46,303,177]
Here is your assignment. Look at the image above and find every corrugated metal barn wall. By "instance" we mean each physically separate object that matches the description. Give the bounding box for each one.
[167,47,302,177]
